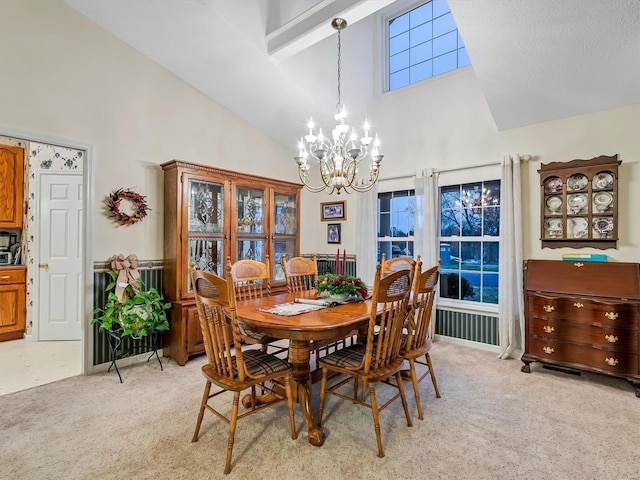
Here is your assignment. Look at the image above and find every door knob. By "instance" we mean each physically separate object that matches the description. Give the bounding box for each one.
[38,263,49,269]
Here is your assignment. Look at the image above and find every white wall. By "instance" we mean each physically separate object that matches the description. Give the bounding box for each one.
[0,0,297,261]
[302,65,640,262]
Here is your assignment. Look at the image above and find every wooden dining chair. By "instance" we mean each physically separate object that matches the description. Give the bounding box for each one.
[380,253,421,277]
[401,259,441,420]
[228,255,286,356]
[282,254,318,292]
[317,264,414,458]
[190,263,297,475]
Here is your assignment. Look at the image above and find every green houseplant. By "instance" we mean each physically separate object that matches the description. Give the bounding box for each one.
[92,270,171,339]
[316,273,368,299]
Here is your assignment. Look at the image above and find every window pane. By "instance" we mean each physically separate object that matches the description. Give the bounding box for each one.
[390,69,410,90]
[410,22,432,48]
[389,12,409,37]
[433,0,450,18]
[483,180,500,205]
[379,212,391,237]
[461,208,482,236]
[483,243,499,271]
[433,12,455,37]
[482,273,499,303]
[461,242,481,270]
[461,271,480,301]
[441,209,460,236]
[379,192,392,212]
[440,241,459,269]
[390,31,409,56]
[393,212,410,236]
[440,270,460,300]
[410,41,432,64]
[410,2,432,27]
[378,241,392,262]
[433,51,457,75]
[410,61,433,83]
[462,183,482,207]
[441,184,460,207]
[484,206,500,236]
[433,30,457,57]
[390,50,410,74]
[458,47,470,67]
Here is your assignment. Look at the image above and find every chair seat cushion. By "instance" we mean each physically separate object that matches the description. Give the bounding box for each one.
[319,344,365,369]
[241,349,291,376]
[241,325,278,345]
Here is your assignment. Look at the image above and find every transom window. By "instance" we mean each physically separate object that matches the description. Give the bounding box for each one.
[388,0,471,91]
[439,180,500,305]
[377,190,415,262]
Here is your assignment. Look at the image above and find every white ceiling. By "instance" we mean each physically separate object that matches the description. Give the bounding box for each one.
[61,0,640,150]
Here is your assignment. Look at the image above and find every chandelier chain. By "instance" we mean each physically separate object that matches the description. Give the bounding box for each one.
[336,29,341,108]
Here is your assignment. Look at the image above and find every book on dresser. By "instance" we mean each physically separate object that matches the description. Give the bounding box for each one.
[522,259,640,397]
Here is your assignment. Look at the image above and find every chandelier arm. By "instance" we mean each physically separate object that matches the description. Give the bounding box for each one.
[298,170,334,193]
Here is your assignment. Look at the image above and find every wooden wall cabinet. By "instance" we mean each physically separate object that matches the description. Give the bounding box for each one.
[522,260,640,397]
[0,145,24,228]
[539,155,620,249]
[0,267,27,341]
[161,160,301,365]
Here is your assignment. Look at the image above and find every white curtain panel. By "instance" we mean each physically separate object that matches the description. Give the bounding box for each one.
[355,183,378,287]
[497,155,526,359]
[415,168,439,336]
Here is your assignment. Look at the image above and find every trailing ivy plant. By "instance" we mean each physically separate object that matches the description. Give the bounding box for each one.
[92,270,171,339]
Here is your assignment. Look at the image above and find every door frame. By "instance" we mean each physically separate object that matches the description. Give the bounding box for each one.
[0,125,95,375]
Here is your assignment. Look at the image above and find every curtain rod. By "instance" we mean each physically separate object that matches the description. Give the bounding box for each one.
[378,155,532,181]
[433,154,532,174]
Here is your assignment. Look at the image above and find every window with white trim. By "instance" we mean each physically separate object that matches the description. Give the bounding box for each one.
[388,0,471,91]
[439,180,500,304]
[377,189,415,262]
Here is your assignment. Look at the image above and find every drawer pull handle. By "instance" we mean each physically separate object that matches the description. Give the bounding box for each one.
[573,302,584,308]
[543,305,555,313]
[573,262,584,267]
[542,325,555,334]
[0,275,9,279]
[604,357,619,366]
[604,312,618,320]
[604,334,618,343]
[542,346,554,354]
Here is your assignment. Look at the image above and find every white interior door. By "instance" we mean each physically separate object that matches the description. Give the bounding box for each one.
[37,171,83,341]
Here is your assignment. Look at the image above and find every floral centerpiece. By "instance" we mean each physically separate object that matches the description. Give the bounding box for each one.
[316,273,368,299]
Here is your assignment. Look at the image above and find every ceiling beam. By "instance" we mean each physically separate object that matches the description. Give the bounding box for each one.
[267,0,396,60]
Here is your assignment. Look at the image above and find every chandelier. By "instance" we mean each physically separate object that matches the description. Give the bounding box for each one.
[294,18,383,195]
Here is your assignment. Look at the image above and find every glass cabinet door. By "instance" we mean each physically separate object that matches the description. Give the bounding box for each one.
[235,186,265,262]
[186,177,226,293]
[272,191,298,283]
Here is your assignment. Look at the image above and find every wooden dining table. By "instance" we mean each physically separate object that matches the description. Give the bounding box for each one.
[235,290,373,446]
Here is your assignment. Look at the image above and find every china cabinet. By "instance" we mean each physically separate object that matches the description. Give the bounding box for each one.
[522,260,640,397]
[0,145,24,228]
[538,155,620,249]
[161,160,301,365]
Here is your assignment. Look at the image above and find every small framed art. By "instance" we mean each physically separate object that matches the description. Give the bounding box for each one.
[327,223,341,244]
[321,201,346,221]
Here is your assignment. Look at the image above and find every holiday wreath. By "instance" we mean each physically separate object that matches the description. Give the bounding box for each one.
[107,188,150,226]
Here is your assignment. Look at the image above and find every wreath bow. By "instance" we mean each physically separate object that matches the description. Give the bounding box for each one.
[110,253,141,300]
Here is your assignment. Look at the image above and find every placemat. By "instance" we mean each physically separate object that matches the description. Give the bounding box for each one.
[258,302,327,317]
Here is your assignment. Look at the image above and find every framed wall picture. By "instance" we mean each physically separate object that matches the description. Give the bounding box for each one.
[327,223,341,244]
[321,201,346,221]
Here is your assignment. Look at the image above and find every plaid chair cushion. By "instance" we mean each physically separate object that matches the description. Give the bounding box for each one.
[240,323,277,345]
[319,344,366,369]
[238,350,291,377]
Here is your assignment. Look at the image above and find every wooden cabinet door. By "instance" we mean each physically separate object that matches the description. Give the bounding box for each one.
[0,145,24,228]
[0,282,26,341]
[270,187,300,287]
[186,305,204,355]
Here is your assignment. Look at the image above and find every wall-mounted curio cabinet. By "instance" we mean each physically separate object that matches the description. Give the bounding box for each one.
[539,155,620,249]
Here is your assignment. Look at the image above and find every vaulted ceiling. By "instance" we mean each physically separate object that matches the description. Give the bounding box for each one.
[61,0,640,150]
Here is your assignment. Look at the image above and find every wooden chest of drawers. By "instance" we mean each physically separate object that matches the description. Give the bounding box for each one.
[522,260,640,397]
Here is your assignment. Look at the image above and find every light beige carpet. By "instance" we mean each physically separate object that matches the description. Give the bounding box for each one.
[1,342,638,480]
